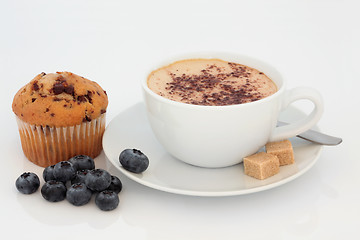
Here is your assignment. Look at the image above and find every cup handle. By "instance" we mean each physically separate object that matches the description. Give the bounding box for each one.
[269,87,324,142]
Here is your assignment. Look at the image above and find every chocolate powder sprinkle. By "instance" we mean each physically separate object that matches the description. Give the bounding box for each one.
[164,62,267,106]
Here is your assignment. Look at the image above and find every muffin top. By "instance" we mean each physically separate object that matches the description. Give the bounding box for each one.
[12,72,108,127]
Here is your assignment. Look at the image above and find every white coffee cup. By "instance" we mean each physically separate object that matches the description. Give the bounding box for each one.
[142,52,324,168]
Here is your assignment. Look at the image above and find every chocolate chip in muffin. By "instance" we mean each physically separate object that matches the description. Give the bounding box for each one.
[77,95,86,103]
[83,115,92,122]
[64,85,74,95]
[32,81,39,91]
[53,83,65,95]
[56,75,66,83]
[84,91,93,104]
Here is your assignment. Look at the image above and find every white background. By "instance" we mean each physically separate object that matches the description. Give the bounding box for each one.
[0,0,359,239]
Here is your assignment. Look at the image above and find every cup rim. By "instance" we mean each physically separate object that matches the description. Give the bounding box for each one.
[142,52,286,109]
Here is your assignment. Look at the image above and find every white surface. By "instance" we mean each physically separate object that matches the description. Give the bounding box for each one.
[103,103,323,196]
[0,0,358,239]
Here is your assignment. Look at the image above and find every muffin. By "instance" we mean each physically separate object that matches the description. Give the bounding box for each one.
[12,72,108,167]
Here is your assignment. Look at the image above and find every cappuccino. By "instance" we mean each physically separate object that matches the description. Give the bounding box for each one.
[147,58,277,106]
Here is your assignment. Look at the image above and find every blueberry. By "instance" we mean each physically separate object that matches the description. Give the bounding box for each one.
[69,155,95,171]
[15,172,40,194]
[85,169,111,192]
[95,190,119,211]
[119,149,149,173]
[106,175,122,194]
[43,165,56,182]
[53,161,76,183]
[41,180,67,202]
[71,169,90,185]
[66,183,92,206]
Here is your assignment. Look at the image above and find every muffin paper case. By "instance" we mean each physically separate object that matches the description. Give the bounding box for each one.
[16,114,106,167]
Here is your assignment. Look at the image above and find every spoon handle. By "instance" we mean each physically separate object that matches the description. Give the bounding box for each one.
[277,121,342,146]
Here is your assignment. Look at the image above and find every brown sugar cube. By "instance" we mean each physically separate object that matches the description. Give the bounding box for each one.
[243,152,280,180]
[265,140,295,166]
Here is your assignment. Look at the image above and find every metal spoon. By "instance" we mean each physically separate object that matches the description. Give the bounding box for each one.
[277,121,342,146]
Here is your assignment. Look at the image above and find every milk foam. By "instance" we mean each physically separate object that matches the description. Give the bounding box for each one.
[147,58,277,106]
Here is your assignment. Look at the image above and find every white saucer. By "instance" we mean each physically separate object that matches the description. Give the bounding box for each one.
[103,103,322,197]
